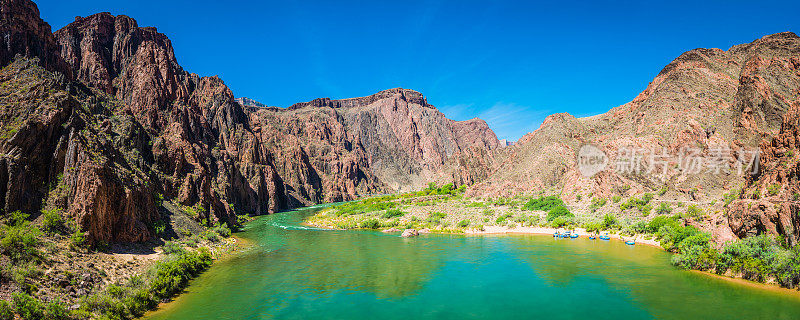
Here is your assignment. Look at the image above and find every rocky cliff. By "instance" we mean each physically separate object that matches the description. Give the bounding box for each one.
[0,0,500,243]
[471,32,800,243]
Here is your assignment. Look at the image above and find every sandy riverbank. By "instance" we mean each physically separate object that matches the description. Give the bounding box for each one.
[306,221,662,248]
[464,226,662,248]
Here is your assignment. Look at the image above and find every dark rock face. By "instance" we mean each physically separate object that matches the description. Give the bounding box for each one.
[0,0,70,76]
[728,101,800,246]
[0,1,501,243]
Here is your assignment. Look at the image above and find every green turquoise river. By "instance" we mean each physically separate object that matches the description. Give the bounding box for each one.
[146,206,800,320]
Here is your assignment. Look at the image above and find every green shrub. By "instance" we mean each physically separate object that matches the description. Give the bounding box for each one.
[723,189,741,207]
[358,219,380,229]
[152,220,167,236]
[457,220,470,228]
[12,292,43,320]
[0,223,42,262]
[6,211,28,226]
[382,209,405,219]
[41,209,66,235]
[212,224,232,238]
[550,216,573,228]
[45,300,70,320]
[685,205,704,218]
[602,214,617,229]
[427,211,447,223]
[148,248,213,299]
[647,215,678,234]
[656,203,672,215]
[65,229,85,249]
[658,186,668,196]
[495,214,512,225]
[611,195,621,203]
[162,241,185,255]
[768,184,781,196]
[546,205,573,221]
[641,204,653,216]
[0,300,12,320]
[522,196,565,211]
[583,221,603,232]
[466,202,486,208]
[589,198,607,212]
[201,230,220,243]
[657,224,701,251]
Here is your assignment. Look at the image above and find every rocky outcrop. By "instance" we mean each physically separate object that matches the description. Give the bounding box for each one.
[473,32,800,204]
[56,12,194,129]
[728,101,800,245]
[0,0,501,244]
[0,0,70,76]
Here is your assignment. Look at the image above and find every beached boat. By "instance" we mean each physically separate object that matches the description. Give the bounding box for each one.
[570,233,579,238]
[599,235,611,240]
[625,240,636,245]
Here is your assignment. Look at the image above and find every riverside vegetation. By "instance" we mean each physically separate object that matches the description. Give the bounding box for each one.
[0,203,238,320]
[307,183,800,289]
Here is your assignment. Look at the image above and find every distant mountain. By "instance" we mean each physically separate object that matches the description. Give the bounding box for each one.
[472,32,800,245]
[235,97,269,109]
[0,0,501,243]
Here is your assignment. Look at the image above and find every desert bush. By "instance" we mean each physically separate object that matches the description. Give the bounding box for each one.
[382,209,405,219]
[656,203,672,215]
[546,205,573,221]
[358,219,381,229]
[522,196,564,211]
[685,205,704,218]
[12,292,43,320]
[0,223,42,262]
[602,214,618,230]
[768,184,781,196]
[0,300,12,320]
[162,241,185,255]
[723,189,741,207]
[212,223,232,238]
[41,209,66,235]
[589,198,607,212]
[550,216,573,228]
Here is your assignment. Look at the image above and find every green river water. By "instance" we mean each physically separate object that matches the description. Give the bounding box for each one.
[146,206,800,320]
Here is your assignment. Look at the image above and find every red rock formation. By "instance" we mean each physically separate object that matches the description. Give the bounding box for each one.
[0,1,502,243]
[728,101,800,245]
[473,32,800,204]
[0,0,70,77]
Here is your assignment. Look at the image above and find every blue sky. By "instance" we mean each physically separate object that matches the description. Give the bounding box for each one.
[36,0,799,141]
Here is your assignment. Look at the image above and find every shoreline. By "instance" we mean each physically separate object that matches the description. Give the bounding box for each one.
[143,234,255,318]
[304,222,662,248]
[307,220,800,297]
[691,270,800,299]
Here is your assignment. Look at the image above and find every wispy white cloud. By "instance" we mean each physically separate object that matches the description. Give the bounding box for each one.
[477,102,550,142]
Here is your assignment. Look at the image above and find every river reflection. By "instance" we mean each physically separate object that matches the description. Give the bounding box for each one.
[147,207,800,320]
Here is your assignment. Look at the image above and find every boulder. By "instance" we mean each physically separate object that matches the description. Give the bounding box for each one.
[401,229,418,237]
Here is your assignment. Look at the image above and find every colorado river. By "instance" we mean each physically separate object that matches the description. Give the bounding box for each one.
[146,206,800,320]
